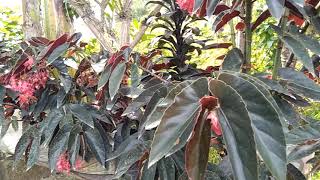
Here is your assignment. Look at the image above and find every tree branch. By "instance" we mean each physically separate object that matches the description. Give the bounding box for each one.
[69,0,114,52]
[130,5,162,49]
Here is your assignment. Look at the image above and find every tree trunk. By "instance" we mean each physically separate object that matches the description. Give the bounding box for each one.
[54,0,73,36]
[69,0,114,53]
[120,0,132,46]
[22,0,43,39]
[43,0,57,39]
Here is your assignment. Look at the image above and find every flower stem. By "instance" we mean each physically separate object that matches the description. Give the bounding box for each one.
[272,10,288,80]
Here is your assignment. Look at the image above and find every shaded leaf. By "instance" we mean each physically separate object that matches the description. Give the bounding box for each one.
[158,157,176,180]
[206,0,219,16]
[149,78,208,167]
[218,73,287,180]
[47,43,69,65]
[221,48,243,72]
[14,126,34,167]
[43,109,65,146]
[185,110,211,180]
[68,104,94,128]
[97,63,112,90]
[266,0,285,19]
[273,26,314,74]
[84,127,106,165]
[109,62,126,100]
[209,79,258,180]
[26,131,41,170]
[288,141,320,162]
[48,123,73,171]
[278,68,320,100]
[144,81,192,130]
[286,121,320,144]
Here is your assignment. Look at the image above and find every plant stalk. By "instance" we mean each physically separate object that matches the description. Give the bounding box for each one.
[272,10,288,80]
[244,0,253,72]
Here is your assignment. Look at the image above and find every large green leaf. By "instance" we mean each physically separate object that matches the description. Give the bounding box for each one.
[114,145,147,178]
[185,110,211,180]
[286,121,320,144]
[218,73,287,180]
[288,141,320,162]
[47,43,69,65]
[266,0,285,19]
[273,26,314,74]
[84,127,106,165]
[221,48,243,72]
[14,126,35,167]
[144,81,192,130]
[97,63,112,90]
[141,161,157,180]
[109,62,126,100]
[278,68,320,100]
[68,104,94,128]
[149,78,208,167]
[48,123,73,171]
[43,109,65,146]
[26,131,41,170]
[209,79,258,180]
[158,157,176,180]
[288,25,320,55]
[123,84,165,115]
[68,126,81,167]
[138,87,168,138]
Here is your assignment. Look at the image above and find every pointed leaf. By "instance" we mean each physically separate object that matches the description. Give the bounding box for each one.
[286,121,320,144]
[185,110,211,180]
[278,68,320,100]
[47,43,69,65]
[221,48,243,72]
[14,126,34,167]
[26,131,41,170]
[149,78,208,167]
[266,0,285,19]
[209,79,258,180]
[145,81,192,129]
[68,104,94,128]
[43,109,65,146]
[48,123,73,171]
[288,141,320,162]
[272,26,314,74]
[109,62,126,100]
[84,127,106,165]
[218,73,287,180]
[97,63,112,90]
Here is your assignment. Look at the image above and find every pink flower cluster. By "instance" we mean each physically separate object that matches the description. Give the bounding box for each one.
[5,70,48,107]
[56,152,82,173]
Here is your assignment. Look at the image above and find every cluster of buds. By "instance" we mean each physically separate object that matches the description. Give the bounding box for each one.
[76,70,98,88]
[5,70,49,108]
[56,152,82,173]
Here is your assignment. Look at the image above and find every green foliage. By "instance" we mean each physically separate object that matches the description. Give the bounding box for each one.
[2,0,320,179]
[0,7,22,50]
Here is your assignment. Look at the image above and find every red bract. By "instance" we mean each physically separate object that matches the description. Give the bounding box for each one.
[200,96,218,110]
[5,70,48,108]
[56,153,71,173]
[207,111,222,136]
[176,0,207,17]
[176,0,194,14]
[56,152,82,173]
